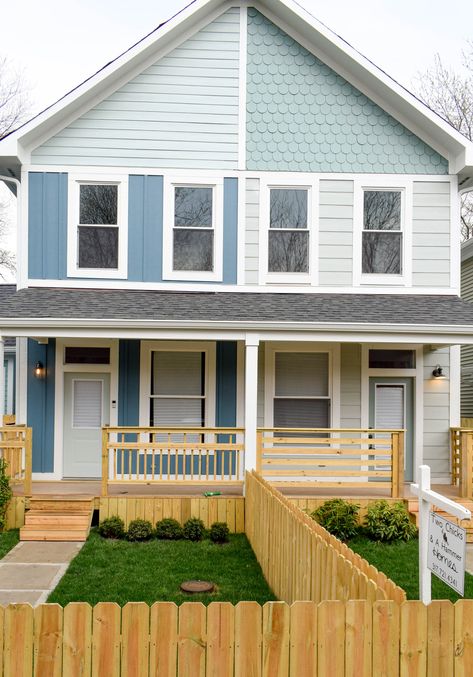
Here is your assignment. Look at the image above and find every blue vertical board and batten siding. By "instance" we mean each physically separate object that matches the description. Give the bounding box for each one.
[118,340,140,426]
[27,339,55,473]
[30,9,240,169]
[246,8,448,174]
[29,173,238,283]
[28,173,67,279]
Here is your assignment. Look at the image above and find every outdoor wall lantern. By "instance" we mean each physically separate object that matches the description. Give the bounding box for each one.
[34,361,45,378]
[432,365,445,379]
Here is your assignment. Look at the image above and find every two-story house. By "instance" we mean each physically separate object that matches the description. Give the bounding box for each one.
[1,0,473,493]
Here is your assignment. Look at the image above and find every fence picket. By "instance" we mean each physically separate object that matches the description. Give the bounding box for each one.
[234,602,262,677]
[34,604,63,677]
[372,601,399,677]
[345,600,372,677]
[4,604,34,677]
[92,603,121,677]
[262,602,289,677]
[454,600,473,677]
[427,600,454,677]
[400,601,427,677]
[317,600,344,677]
[149,602,177,677]
[121,603,149,677]
[289,602,317,677]
[178,602,206,677]
[206,603,234,677]
[62,603,92,677]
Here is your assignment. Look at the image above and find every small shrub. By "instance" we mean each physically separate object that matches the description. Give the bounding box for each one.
[183,517,206,542]
[98,515,125,539]
[0,459,13,532]
[209,521,230,544]
[364,500,417,542]
[310,499,360,541]
[156,518,183,540]
[127,519,154,541]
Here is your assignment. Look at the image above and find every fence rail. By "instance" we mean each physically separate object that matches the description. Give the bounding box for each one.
[245,471,405,605]
[102,427,245,496]
[1,600,472,676]
[257,427,405,498]
[450,428,473,498]
[0,426,32,496]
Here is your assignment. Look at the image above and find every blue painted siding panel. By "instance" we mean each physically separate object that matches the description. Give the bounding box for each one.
[31,9,240,168]
[27,339,55,473]
[216,341,237,426]
[128,176,163,282]
[29,173,67,279]
[246,9,448,174]
[118,340,140,426]
[223,178,238,285]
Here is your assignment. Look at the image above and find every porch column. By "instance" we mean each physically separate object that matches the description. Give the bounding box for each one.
[0,337,4,419]
[244,336,259,472]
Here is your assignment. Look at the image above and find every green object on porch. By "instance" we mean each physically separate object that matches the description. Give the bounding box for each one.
[203,491,221,497]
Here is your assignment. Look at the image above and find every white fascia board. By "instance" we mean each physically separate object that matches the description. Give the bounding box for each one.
[257,0,473,171]
[0,0,230,158]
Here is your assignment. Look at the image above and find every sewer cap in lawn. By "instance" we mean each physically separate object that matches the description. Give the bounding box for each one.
[180,580,215,593]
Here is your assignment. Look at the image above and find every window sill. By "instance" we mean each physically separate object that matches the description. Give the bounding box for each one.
[67,267,128,280]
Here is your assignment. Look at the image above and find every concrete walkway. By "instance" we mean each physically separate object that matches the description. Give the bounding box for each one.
[0,541,83,606]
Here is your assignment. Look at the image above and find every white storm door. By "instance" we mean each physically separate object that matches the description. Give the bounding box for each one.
[63,372,110,478]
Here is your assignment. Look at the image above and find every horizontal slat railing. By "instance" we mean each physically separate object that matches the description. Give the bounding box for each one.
[257,427,405,498]
[450,427,473,498]
[0,426,32,496]
[102,427,245,496]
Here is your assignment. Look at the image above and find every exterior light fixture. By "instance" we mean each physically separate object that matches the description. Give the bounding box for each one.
[432,365,445,379]
[34,361,45,378]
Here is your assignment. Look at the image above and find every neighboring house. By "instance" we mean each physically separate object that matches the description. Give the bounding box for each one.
[461,239,473,419]
[0,0,473,487]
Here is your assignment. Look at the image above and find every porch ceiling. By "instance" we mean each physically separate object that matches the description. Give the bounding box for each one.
[1,285,473,343]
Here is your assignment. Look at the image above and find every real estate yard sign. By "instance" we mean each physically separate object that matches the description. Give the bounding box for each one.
[427,511,466,595]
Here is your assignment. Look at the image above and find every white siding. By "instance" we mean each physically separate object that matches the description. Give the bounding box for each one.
[245,178,260,285]
[340,344,361,428]
[318,180,353,286]
[412,182,451,287]
[31,9,240,168]
[423,347,450,480]
[257,343,265,427]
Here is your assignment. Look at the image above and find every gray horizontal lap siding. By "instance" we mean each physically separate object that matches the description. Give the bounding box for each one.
[31,9,240,169]
[319,180,353,286]
[412,182,451,287]
[424,347,450,479]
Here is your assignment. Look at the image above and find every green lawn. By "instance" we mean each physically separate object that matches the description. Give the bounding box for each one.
[0,529,19,559]
[348,535,473,602]
[48,530,276,606]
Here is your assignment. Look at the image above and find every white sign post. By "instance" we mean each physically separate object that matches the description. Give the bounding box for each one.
[410,465,471,604]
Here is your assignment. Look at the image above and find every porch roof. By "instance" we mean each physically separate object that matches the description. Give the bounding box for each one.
[1,286,473,339]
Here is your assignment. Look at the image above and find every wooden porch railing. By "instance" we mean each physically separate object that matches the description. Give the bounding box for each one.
[256,427,405,498]
[0,425,32,496]
[102,427,245,496]
[450,427,473,498]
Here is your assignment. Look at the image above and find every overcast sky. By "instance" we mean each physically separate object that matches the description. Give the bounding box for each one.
[1,0,472,275]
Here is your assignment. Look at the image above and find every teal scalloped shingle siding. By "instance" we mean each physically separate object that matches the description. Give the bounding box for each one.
[246,9,448,174]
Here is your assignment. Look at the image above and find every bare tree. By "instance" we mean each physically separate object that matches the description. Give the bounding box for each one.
[415,45,473,240]
[0,56,30,278]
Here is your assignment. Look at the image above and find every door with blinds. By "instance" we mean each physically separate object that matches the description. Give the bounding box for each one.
[63,372,110,478]
[369,377,414,482]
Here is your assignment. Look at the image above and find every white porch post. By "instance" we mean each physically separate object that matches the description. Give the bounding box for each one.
[244,335,259,472]
[0,337,4,419]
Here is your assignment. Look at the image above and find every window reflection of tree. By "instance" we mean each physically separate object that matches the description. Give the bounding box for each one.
[80,185,117,225]
[173,187,213,271]
[362,191,402,274]
[78,185,118,268]
[269,189,308,273]
[78,227,118,268]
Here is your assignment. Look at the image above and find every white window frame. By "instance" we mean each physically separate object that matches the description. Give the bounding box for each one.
[67,174,128,279]
[264,342,340,428]
[162,177,223,282]
[353,178,412,287]
[139,341,216,428]
[259,177,318,285]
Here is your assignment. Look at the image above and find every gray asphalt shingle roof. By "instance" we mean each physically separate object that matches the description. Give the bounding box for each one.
[1,285,473,327]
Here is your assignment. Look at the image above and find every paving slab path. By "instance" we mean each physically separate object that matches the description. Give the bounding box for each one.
[0,541,83,606]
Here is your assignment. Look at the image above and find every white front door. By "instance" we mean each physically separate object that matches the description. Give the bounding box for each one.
[63,372,110,478]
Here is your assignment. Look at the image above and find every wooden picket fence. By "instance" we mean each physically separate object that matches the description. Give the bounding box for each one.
[0,426,32,496]
[1,600,473,676]
[245,471,405,604]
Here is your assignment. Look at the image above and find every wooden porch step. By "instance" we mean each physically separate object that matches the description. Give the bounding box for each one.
[20,495,93,542]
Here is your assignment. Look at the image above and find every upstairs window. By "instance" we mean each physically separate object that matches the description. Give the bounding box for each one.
[362,190,402,275]
[163,178,223,281]
[268,188,309,274]
[68,176,128,279]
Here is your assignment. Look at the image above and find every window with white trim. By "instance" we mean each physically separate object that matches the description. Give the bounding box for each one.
[362,189,402,275]
[68,177,128,278]
[163,179,223,281]
[273,352,330,428]
[268,188,309,275]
